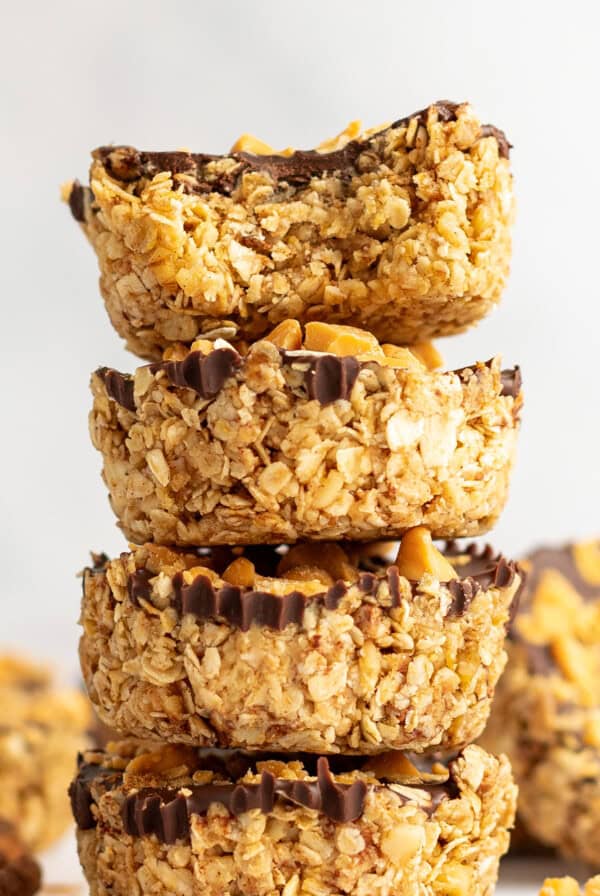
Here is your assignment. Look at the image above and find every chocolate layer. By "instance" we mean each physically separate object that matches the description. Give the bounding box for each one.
[81,102,509,209]
[100,543,522,633]
[96,346,522,412]
[71,751,460,843]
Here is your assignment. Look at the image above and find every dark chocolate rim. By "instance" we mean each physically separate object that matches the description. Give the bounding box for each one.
[70,750,462,842]
[94,347,522,412]
[69,101,510,219]
[84,543,522,633]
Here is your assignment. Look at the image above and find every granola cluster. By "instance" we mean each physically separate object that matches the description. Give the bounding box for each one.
[72,741,516,896]
[0,655,91,850]
[481,540,600,866]
[89,332,522,546]
[67,101,514,359]
[79,538,522,753]
[0,819,41,896]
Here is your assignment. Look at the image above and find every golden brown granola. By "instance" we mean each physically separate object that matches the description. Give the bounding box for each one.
[89,330,522,546]
[71,741,516,896]
[67,101,514,359]
[481,539,600,867]
[78,537,521,753]
[0,655,91,850]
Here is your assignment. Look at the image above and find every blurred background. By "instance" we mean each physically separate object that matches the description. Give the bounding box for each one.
[2,0,599,674]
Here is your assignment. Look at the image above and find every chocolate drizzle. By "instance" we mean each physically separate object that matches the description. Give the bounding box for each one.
[121,759,367,841]
[500,366,522,398]
[301,354,360,405]
[71,749,463,843]
[118,544,520,633]
[152,347,242,399]
[97,345,522,413]
[96,367,136,412]
[68,179,87,222]
[77,102,510,214]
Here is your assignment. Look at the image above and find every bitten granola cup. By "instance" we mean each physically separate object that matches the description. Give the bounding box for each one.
[69,741,516,896]
[66,101,514,360]
[0,655,92,851]
[480,539,600,867]
[0,819,41,896]
[79,535,522,753]
[89,324,522,546]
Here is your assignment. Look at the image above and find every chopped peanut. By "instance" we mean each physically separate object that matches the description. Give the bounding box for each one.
[551,636,599,707]
[282,565,334,588]
[125,745,198,780]
[182,565,220,586]
[573,540,600,586]
[278,543,357,582]
[222,557,256,588]
[540,879,581,896]
[265,319,303,350]
[410,341,444,370]
[395,527,458,582]
[363,752,449,784]
[253,575,326,597]
[190,338,216,354]
[381,345,425,370]
[516,570,582,645]
[230,133,295,156]
[304,322,381,357]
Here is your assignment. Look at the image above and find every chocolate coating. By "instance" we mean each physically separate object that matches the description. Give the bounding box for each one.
[71,750,462,843]
[82,101,510,210]
[116,544,520,632]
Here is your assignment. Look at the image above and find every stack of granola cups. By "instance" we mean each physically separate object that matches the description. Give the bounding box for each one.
[67,102,523,896]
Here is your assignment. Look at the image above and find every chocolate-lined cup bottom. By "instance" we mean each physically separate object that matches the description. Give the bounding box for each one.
[80,538,522,753]
[72,741,516,896]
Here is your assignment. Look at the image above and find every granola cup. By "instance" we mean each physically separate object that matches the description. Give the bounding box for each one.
[480,539,600,867]
[70,741,516,896]
[79,536,522,753]
[0,819,41,896]
[66,101,514,359]
[0,655,92,851]
[89,326,522,546]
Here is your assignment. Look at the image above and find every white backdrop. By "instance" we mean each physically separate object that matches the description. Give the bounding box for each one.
[2,0,599,674]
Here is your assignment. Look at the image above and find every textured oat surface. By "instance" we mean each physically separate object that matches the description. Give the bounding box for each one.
[481,540,600,867]
[539,879,600,896]
[0,655,91,851]
[79,539,521,753]
[72,741,516,896]
[68,101,514,359]
[89,334,522,546]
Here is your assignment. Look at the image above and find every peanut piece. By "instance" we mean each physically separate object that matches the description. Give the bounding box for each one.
[190,338,216,354]
[304,322,381,357]
[222,557,256,588]
[516,570,582,645]
[410,341,444,370]
[551,636,599,707]
[540,880,581,896]
[380,825,424,865]
[282,565,334,588]
[230,134,294,156]
[265,319,303,350]
[125,745,198,780]
[363,752,449,784]
[395,527,458,582]
[279,543,356,582]
[381,345,424,370]
[574,541,600,586]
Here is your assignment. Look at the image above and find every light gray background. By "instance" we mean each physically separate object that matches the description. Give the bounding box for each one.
[2,0,599,674]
